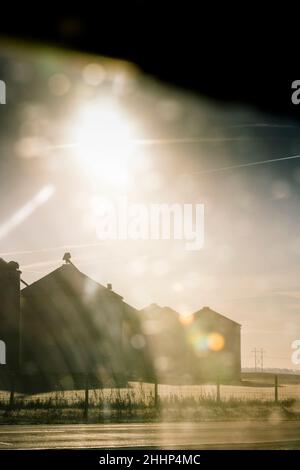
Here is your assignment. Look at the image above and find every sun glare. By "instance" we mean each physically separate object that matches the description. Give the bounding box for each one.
[70,102,137,188]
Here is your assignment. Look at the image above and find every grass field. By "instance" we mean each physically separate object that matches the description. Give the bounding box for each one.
[1,373,300,404]
[241,372,300,385]
[0,373,299,424]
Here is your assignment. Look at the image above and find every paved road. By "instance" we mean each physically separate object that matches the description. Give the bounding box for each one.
[0,421,299,449]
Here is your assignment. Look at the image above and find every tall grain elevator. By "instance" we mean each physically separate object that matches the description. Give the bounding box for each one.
[0,259,21,377]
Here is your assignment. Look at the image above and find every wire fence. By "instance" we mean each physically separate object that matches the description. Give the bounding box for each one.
[1,375,300,411]
[135,381,300,402]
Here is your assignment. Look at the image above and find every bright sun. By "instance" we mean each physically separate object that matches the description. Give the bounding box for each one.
[70,102,137,188]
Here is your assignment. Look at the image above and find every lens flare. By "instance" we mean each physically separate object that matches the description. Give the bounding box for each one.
[179,313,194,325]
[208,332,225,352]
[188,330,225,354]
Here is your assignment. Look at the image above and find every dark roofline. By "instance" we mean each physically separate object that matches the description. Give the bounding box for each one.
[21,262,123,300]
[140,304,188,323]
[193,306,241,327]
[20,263,76,293]
[140,303,180,316]
[140,304,241,326]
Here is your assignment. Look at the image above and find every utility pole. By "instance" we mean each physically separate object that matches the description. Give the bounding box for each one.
[260,348,266,372]
[252,348,266,372]
[252,348,258,372]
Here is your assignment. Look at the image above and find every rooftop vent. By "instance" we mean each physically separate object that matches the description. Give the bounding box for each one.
[63,252,72,264]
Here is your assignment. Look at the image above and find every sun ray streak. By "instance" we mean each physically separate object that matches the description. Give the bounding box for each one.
[0,185,55,241]
[192,154,300,174]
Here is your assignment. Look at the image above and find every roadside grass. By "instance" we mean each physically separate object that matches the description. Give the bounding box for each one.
[0,390,299,424]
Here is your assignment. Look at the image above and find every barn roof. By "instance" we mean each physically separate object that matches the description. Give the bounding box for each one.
[193,306,241,327]
[21,262,123,300]
[141,303,240,326]
[140,303,180,317]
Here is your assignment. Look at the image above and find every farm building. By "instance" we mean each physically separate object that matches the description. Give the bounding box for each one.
[185,306,241,382]
[139,304,241,383]
[0,259,20,376]
[0,255,241,392]
[0,256,153,392]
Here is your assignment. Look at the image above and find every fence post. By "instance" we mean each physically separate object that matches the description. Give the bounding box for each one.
[154,381,159,409]
[8,372,15,411]
[274,374,279,404]
[84,374,89,420]
[216,376,221,403]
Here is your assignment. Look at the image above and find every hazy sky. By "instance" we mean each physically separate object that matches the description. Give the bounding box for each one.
[1,43,300,370]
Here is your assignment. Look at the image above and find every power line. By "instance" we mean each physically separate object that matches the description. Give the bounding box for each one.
[252,348,258,372]
[251,348,267,371]
[260,348,266,372]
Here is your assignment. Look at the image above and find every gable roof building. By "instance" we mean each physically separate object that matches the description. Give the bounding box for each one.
[0,254,241,392]
[139,304,241,383]
[1,257,153,392]
[186,306,241,382]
